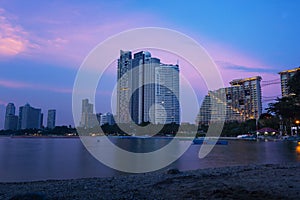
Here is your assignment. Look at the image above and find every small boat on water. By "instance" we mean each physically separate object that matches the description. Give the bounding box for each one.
[237,134,257,141]
[193,138,228,145]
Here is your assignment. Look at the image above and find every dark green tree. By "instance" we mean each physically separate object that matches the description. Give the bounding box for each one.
[258,113,279,130]
[266,70,300,134]
[288,70,300,96]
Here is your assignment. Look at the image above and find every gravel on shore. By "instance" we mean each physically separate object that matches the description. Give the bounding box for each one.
[1,163,299,200]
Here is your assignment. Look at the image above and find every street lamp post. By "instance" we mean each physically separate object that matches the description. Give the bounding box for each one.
[279,115,283,137]
[296,120,300,136]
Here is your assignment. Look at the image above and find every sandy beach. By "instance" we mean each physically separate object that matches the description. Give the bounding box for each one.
[1,163,299,200]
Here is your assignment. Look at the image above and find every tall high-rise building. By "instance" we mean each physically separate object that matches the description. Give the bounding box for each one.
[131,51,161,124]
[197,76,262,124]
[117,50,132,124]
[47,109,56,129]
[229,76,262,120]
[80,99,97,128]
[117,50,180,125]
[18,103,42,130]
[4,103,18,130]
[5,103,15,116]
[279,67,300,97]
[155,64,180,124]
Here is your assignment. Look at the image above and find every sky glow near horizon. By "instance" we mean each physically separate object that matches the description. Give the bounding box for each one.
[0,0,299,127]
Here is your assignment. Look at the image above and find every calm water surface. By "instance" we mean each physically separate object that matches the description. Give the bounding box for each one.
[0,137,299,182]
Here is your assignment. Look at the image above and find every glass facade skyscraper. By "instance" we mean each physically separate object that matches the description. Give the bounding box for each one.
[117,50,132,123]
[155,64,180,124]
[18,103,42,130]
[47,109,56,129]
[4,103,18,130]
[117,50,180,125]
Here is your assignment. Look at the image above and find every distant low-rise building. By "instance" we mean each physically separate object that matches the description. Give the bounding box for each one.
[99,112,115,126]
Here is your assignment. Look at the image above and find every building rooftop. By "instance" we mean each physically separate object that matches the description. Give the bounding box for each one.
[230,76,262,86]
[278,67,300,74]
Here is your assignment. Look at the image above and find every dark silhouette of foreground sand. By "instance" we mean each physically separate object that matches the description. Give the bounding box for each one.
[1,163,299,199]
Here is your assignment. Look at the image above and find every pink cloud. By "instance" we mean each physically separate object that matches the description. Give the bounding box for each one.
[185,31,279,82]
[9,5,162,69]
[1,4,161,68]
[0,8,29,56]
[4,1,167,68]
[0,79,72,94]
[0,99,7,105]
[0,79,32,88]
[198,35,275,69]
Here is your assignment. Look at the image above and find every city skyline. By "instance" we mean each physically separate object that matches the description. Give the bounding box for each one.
[2,102,57,130]
[1,1,300,127]
[2,65,296,130]
[0,63,293,129]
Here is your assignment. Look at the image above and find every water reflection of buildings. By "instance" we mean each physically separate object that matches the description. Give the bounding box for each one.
[197,76,262,125]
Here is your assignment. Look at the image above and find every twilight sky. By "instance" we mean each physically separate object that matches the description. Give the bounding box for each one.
[1,0,300,127]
